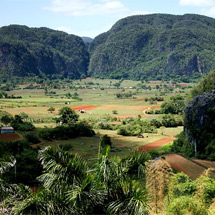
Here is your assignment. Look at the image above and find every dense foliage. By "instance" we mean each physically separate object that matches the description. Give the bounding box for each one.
[38,123,95,140]
[89,14,215,81]
[0,140,42,186]
[172,70,215,160]
[0,25,89,80]
[1,147,215,214]
[184,93,215,159]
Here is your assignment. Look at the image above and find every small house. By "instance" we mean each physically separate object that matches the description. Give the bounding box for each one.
[1,127,14,134]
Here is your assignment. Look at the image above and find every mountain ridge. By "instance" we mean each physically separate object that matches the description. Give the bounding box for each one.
[1,14,215,82]
[89,13,215,81]
[0,25,89,80]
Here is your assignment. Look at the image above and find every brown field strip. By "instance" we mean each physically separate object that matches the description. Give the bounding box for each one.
[193,159,215,169]
[0,133,20,142]
[70,105,97,110]
[165,154,206,179]
[139,137,173,152]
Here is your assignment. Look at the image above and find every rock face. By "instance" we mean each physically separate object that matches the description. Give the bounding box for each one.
[89,14,215,81]
[184,93,215,156]
[0,25,89,79]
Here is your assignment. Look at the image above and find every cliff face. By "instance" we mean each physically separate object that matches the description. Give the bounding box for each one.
[0,25,89,79]
[184,93,215,156]
[89,14,215,81]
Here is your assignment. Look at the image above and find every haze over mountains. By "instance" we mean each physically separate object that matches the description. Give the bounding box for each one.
[1,13,215,81]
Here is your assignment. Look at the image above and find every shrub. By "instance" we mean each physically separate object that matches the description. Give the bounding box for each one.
[25,133,40,144]
[112,110,118,114]
[38,123,95,140]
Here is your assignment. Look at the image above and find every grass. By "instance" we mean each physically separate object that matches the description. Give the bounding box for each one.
[1,78,190,160]
[150,142,173,153]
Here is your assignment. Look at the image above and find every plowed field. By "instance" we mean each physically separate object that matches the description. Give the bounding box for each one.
[139,137,173,152]
[0,133,20,141]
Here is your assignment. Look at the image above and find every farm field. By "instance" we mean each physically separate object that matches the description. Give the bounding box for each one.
[0,78,191,123]
[2,78,209,179]
[164,154,215,179]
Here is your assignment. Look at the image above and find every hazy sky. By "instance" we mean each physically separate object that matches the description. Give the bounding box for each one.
[1,0,215,38]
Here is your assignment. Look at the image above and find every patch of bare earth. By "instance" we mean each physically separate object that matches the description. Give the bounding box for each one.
[0,133,20,142]
[165,154,206,179]
[98,105,146,111]
[70,105,97,110]
[139,137,173,152]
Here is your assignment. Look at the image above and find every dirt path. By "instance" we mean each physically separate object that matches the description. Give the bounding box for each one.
[142,106,161,115]
[139,137,173,152]
[165,154,206,179]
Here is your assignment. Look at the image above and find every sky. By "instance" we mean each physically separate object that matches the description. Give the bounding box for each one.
[1,0,215,38]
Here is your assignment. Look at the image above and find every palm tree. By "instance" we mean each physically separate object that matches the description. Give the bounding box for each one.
[13,146,150,214]
[0,157,16,201]
[14,146,106,214]
[107,180,148,215]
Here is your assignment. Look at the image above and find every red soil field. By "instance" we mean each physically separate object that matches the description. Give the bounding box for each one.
[139,137,173,152]
[177,83,187,86]
[70,105,97,110]
[0,133,20,142]
[98,105,147,111]
[165,154,206,179]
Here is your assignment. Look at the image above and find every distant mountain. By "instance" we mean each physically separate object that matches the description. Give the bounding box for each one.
[89,14,215,81]
[0,25,89,79]
[1,14,215,82]
[82,37,93,43]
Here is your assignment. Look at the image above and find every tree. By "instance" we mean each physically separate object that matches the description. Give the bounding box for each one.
[0,115,13,126]
[48,107,55,113]
[19,112,28,121]
[56,107,79,125]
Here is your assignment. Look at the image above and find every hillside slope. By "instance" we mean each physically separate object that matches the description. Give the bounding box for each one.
[0,25,89,79]
[89,14,215,81]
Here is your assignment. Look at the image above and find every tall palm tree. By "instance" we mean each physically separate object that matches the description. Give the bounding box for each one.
[14,146,106,214]
[0,157,16,201]
[13,146,150,215]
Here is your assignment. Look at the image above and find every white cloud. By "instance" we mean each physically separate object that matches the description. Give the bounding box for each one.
[55,24,113,38]
[44,0,128,16]
[179,0,214,7]
[200,6,215,16]
[128,10,153,16]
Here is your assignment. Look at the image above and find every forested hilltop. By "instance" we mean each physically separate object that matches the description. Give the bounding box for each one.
[1,14,215,82]
[89,14,215,82]
[0,25,89,80]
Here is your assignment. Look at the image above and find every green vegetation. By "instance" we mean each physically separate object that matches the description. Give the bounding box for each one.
[1,14,215,82]
[1,146,215,214]
[0,25,89,81]
[89,14,215,82]
[172,70,215,160]
[55,107,79,125]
